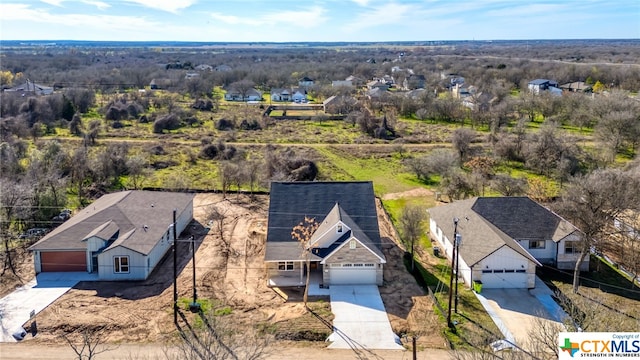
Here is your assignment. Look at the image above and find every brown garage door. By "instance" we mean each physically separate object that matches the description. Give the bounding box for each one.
[41,251,87,272]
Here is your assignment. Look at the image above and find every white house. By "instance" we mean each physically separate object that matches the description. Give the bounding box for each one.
[428,197,588,289]
[29,191,194,281]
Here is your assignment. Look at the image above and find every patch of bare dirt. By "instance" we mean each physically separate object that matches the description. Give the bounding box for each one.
[382,187,434,200]
[6,192,445,350]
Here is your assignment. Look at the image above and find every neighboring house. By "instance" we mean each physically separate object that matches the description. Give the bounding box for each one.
[367,80,390,91]
[428,197,588,289]
[560,81,592,93]
[149,78,172,90]
[29,191,194,281]
[291,88,307,102]
[345,75,364,87]
[4,80,53,96]
[224,88,262,101]
[185,72,200,80]
[298,76,315,88]
[528,79,561,95]
[441,72,465,89]
[265,182,386,287]
[403,74,426,90]
[323,95,358,114]
[271,88,307,102]
[270,88,292,102]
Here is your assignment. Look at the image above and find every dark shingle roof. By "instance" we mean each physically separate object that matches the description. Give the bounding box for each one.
[471,197,576,242]
[266,182,382,261]
[428,197,554,266]
[29,191,194,255]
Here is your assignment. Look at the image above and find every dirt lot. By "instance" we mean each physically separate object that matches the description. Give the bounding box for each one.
[3,192,445,350]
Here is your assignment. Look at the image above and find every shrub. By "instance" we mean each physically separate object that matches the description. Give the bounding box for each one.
[152,113,181,134]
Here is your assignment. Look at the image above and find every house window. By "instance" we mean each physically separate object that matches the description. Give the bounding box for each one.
[349,240,356,249]
[364,263,375,267]
[277,261,294,271]
[114,256,129,273]
[337,224,343,233]
[565,242,578,254]
[354,263,364,267]
[529,240,546,249]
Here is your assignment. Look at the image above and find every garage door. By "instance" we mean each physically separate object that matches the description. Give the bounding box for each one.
[479,270,528,288]
[41,251,87,272]
[329,264,377,285]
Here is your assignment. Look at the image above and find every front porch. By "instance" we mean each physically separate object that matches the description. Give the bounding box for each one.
[267,268,330,296]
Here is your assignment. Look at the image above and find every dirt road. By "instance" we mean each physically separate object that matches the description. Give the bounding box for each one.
[0,343,454,360]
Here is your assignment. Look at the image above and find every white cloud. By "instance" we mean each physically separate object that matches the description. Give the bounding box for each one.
[124,0,197,13]
[82,0,110,10]
[0,3,159,33]
[40,0,64,6]
[351,0,370,6]
[344,2,415,31]
[211,5,327,29]
[485,3,569,17]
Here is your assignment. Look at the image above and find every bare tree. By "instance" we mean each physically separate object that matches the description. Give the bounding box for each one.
[168,311,272,360]
[0,179,32,277]
[452,128,476,162]
[399,205,426,272]
[555,168,640,293]
[490,174,527,196]
[291,216,319,308]
[62,327,117,360]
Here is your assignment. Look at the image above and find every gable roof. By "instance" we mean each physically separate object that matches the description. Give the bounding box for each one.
[428,197,548,267]
[265,182,383,262]
[309,203,385,261]
[471,197,578,242]
[29,191,194,255]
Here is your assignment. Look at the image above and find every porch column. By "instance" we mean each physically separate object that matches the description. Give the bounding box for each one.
[300,262,304,283]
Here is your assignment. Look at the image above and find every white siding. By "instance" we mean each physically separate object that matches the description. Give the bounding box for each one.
[557,233,589,270]
[97,197,193,281]
[476,247,536,288]
[312,221,350,248]
[517,239,556,265]
[98,247,147,280]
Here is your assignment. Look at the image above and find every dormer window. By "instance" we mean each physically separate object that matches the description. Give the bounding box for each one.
[337,224,343,233]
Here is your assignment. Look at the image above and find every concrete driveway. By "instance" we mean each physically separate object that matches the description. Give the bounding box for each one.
[0,272,97,342]
[328,285,403,350]
[474,277,567,350]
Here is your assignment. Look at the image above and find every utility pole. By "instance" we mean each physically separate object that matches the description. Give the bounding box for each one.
[173,209,178,325]
[189,235,201,313]
[454,223,461,314]
[447,217,459,329]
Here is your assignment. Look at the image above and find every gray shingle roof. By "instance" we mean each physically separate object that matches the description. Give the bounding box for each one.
[265,182,383,262]
[428,197,550,267]
[29,191,194,255]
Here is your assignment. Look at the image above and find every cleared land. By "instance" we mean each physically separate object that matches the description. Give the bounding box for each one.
[4,192,446,350]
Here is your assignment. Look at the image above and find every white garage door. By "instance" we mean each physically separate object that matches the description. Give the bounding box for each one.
[330,264,377,285]
[479,270,528,288]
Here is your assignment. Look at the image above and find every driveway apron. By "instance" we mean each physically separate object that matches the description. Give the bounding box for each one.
[328,285,403,350]
[474,277,567,351]
[0,272,96,342]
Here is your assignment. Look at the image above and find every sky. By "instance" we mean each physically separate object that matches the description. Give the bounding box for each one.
[1,0,639,42]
